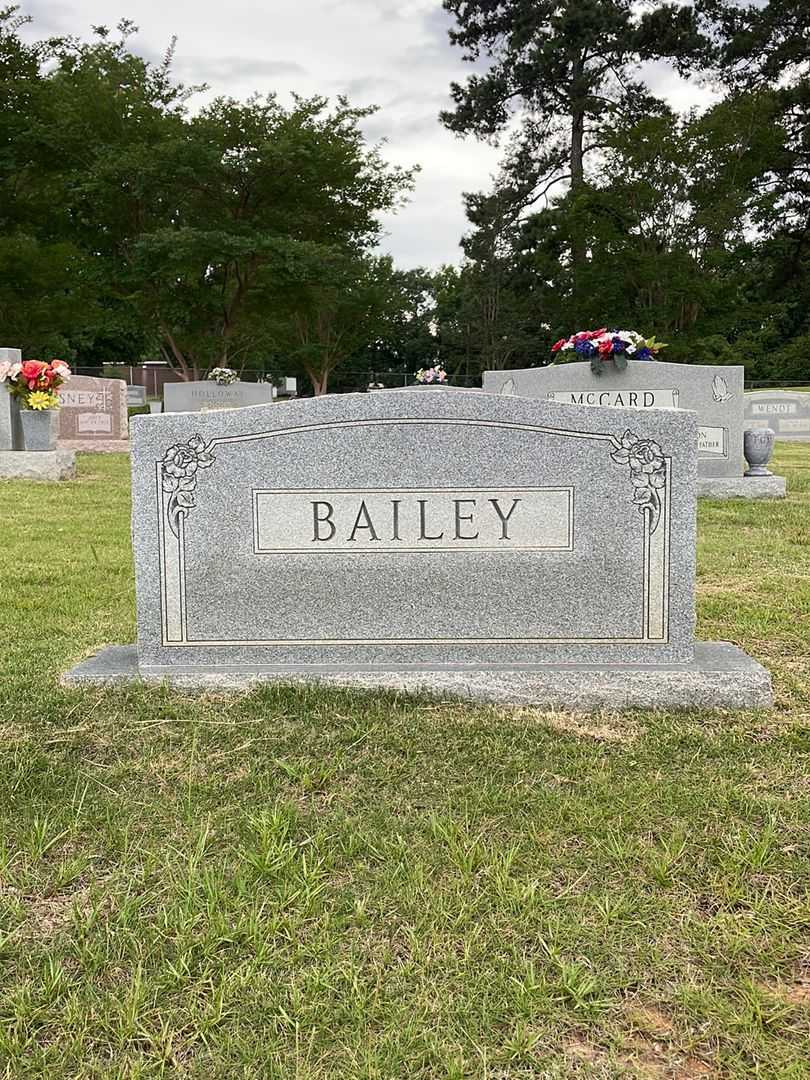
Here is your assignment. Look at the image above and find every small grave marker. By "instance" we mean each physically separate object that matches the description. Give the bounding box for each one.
[58,375,128,447]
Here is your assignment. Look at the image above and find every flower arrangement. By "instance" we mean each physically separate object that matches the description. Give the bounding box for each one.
[0,358,72,409]
[415,364,447,385]
[208,367,238,386]
[551,329,666,375]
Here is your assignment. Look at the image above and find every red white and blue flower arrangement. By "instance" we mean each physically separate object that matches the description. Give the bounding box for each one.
[551,328,667,376]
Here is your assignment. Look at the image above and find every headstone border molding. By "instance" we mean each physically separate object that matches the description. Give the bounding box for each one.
[154,416,673,649]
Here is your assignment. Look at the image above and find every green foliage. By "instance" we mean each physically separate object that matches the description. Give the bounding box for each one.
[264,252,413,395]
[438,1,810,385]
[0,13,416,384]
[339,267,439,390]
[441,0,714,316]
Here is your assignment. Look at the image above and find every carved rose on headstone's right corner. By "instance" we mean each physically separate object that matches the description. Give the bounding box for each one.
[627,437,665,480]
[161,434,216,536]
[610,430,667,532]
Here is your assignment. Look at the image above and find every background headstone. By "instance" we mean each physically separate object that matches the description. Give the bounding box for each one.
[129,390,698,673]
[745,390,810,441]
[0,347,22,450]
[275,377,298,397]
[127,385,147,408]
[59,375,128,447]
[164,380,275,413]
[483,359,745,478]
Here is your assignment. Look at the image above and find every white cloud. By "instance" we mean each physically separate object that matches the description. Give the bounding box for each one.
[18,1,715,268]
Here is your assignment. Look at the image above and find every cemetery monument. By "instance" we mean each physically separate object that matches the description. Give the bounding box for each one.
[745,389,810,442]
[64,389,772,709]
[484,347,786,498]
[164,379,276,414]
[59,374,129,450]
[0,347,76,480]
[127,384,148,408]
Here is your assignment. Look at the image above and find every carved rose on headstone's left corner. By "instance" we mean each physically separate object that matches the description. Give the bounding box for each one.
[610,430,666,532]
[162,434,214,485]
[161,434,216,536]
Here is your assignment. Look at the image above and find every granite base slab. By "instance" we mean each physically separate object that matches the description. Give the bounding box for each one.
[697,475,786,499]
[59,439,130,454]
[61,642,773,710]
[0,449,76,480]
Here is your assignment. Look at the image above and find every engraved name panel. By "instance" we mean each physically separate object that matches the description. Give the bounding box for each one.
[546,391,728,457]
[546,389,672,408]
[252,487,574,554]
[697,426,728,456]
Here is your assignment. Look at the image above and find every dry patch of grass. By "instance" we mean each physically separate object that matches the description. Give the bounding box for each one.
[760,974,810,1008]
[620,1037,716,1079]
[23,883,92,940]
[531,710,642,744]
[566,1013,717,1079]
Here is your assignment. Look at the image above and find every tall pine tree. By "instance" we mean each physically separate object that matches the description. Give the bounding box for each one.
[708,0,810,372]
[440,0,713,316]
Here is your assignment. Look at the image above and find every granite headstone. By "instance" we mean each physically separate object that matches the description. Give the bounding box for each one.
[63,390,773,706]
[275,377,298,397]
[127,389,700,670]
[59,375,128,445]
[127,385,147,408]
[745,390,810,442]
[164,380,275,413]
[483,360,745,478]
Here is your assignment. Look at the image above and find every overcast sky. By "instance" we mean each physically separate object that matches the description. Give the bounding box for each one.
[20,0,713,269]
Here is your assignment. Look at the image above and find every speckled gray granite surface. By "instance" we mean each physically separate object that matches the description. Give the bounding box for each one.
[483,359,745,479]
[164,380,275,413]
[697,476,786,499]
[0,354,22,450]
[746,390,810,441]
[0,449,76,480]
[129,389,699,671]
[61,642,773,709]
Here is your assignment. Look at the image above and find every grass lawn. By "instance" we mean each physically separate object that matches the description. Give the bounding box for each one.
[0,445,808,1078]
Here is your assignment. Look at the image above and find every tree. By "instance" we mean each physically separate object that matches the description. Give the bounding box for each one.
[352,267,438,386]
[708,1,810,378]
[440,0,712,315]
[0,17,416,377]
[0,14,193,361]
[266,253,407,396]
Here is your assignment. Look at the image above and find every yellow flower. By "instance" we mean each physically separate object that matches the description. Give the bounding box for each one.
[27,391,58,411]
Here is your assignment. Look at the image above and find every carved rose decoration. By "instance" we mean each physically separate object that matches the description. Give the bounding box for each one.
[611,430,666,533]
[161,434,215,536]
